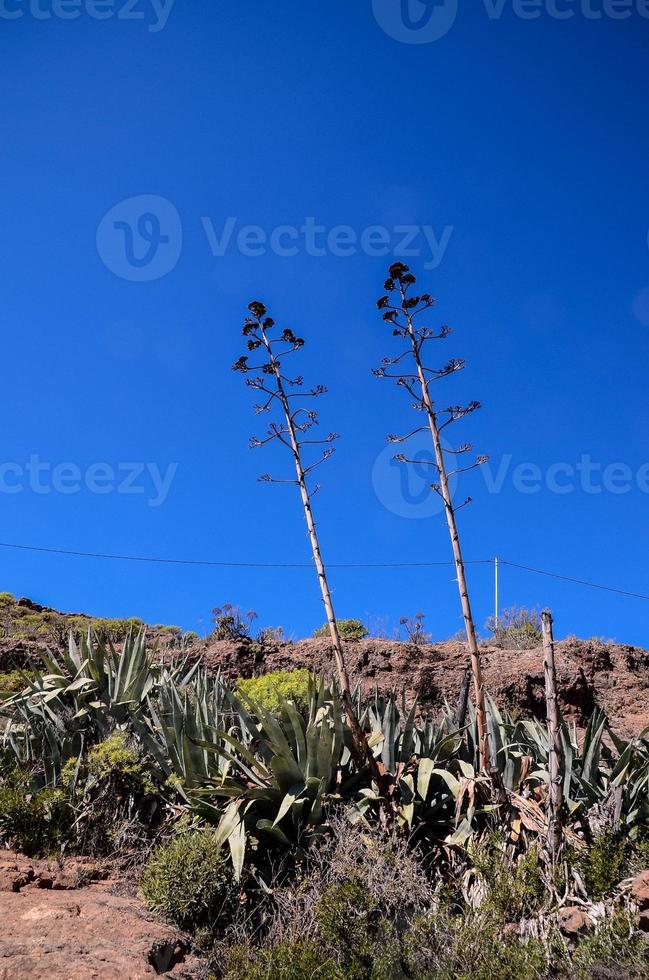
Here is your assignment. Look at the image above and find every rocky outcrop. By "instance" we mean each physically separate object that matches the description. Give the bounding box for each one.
[190,635,649,736]
[0,854,197,978]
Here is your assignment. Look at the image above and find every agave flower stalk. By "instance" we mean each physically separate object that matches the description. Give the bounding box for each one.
[542,610,563,860]
[234,302,385,787]
[375,263,491,771]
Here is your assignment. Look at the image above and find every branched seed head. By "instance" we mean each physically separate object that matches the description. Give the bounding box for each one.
[374,262,487,511]
[236,300,340,491]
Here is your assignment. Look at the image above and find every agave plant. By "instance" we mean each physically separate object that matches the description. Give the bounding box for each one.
[2,629,196,785]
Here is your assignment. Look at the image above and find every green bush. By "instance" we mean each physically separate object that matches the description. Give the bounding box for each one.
[237,669,311,714]
[485,607,542,650]
[571,910,648,979]
[86,731,152,787]
[220,941,343,980]
[403,909,548,980]
[470,836,545,919]
[313,619,367,641]
[142,828,237,932]
[578,829,629,899]
[65,733,158,854]
[0,669,35,696]
[316,877,377,970]
[0,781,72,856]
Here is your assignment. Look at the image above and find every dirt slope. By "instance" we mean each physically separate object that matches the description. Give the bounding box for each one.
[194,635,649,737]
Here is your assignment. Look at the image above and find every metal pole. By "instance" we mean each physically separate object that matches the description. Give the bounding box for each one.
[494,556,499,630]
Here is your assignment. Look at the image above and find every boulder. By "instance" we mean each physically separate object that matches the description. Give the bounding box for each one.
[557,906,594,936]
[631,870,649,911]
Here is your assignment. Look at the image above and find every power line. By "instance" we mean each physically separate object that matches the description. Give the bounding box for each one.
[500,560,649,602]
[0,541,489,570]
[1,540,647,602]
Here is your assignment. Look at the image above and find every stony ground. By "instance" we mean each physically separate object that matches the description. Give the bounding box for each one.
[0,854,199,979]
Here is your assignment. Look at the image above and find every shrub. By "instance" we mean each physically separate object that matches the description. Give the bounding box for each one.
[72,733,158,853]
[212,604,258,641]
[313,619,367,641]
[0,669,35,696]
[142,828,237,932]
[571,910,648,979]
[237,669,311,714]
[486,607,542,650]
[220,941,342,980]
[630,832,649,874]
[578,828,629,899]
[315,877,377,967]
[399,613,431,646]
[0,781,72,856]
[403,909,548,980]
[470,835,545,919]
[86,732,153,787]
[257,625,285,645]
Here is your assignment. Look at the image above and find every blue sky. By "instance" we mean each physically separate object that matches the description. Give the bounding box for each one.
[1,1,649,644]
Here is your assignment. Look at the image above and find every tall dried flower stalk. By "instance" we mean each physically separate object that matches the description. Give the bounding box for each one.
[374,262,491,771]
[234,301,385,785]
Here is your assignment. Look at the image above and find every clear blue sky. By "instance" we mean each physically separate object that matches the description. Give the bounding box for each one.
[2,1,649,644]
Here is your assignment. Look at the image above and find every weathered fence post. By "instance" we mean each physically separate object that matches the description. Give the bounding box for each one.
[542,609,563,862]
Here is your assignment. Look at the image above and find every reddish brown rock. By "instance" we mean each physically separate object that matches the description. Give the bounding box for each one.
[0,860,34,893]
[558,906,594,935]
[0,886,197,978]
[186,635,649,735]
[51,871,79,891]
[631,870,649,911]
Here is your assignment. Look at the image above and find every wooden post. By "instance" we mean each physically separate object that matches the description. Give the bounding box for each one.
[542,610,563,862]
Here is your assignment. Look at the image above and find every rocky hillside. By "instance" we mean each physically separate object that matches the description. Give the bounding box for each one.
[192,634,649,738]
[2,593,648,737]
[0,592,183,670]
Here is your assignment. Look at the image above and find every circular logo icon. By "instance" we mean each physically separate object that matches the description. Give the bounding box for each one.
[372,0,458,44]
[372,430,457,519]
[96,195,182,282]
